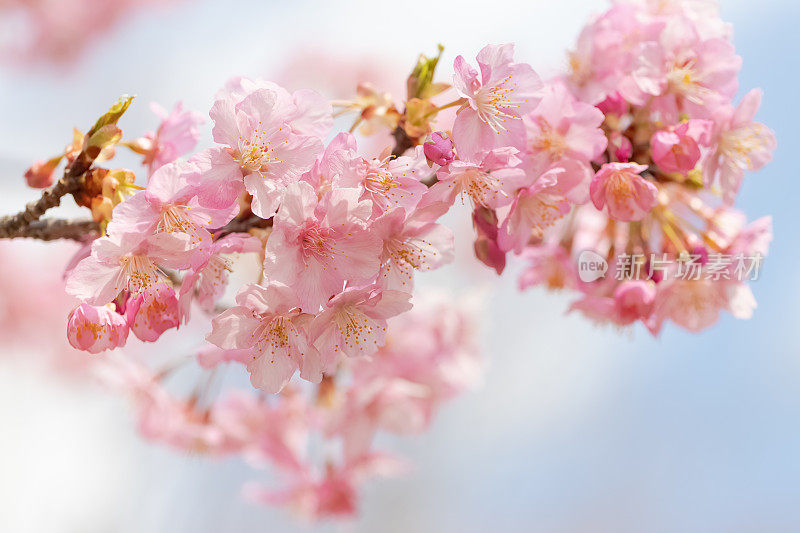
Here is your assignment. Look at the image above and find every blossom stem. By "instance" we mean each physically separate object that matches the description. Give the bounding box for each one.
[423,98,465,118]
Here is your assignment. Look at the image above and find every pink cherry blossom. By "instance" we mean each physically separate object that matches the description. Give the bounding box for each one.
[651,119,713,174]
[179,232,262,315]
[500,162,590,253]
[517,244,578,291]
[248,454,405,521]
[125,283,180,342]
[523,82,607,173]
[210,84,324,218]
[452,43,543,157]
[215,76,333,139]
[332,378,433,460]
[186,147,246,211]
[140,102,204,176]
[423,132,455,166]
[649,278,755,335]
[427,147,527,208]
[337,146,429,216]
[107,159,239,269]
[371,206,454,290]
[263,182,382,312]
[590,162,657,221]
[206,283,321,393]
[65,234,167,306]
[709,89,776,204]
[67,303,129,353]
[310,286,412,361]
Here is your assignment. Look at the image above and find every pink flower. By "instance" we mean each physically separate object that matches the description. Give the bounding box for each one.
[263,182,382,312]
[518,244,578,291]
[67,303,129,353]
[210,83,324,218]
[500,162,589,253]
[649,278,755,335]
[452,43,543,157]
[206,283,321,393]
[65,234,167,306]
[423,132,455,166]
[710,89,776,204]
[248,453,405,521]
[337,146,429,216]
[607,131,633,162]
[523,82,607,172]
[427,147,527,208]
[187,147,246,211]
[125,283,180,342]
[216,76,333,139]
[179,233,262,315]
[651,119,713,174]
[140,102,204,175]
[332,378,433,460]
[107,160,239,269]
[613,281,656,325]
[310,286,412,361]
[472,207,507,275]
[210,390,310,467]
[590,162,657,221]
[371,206,454,290]
[629,24,741,110]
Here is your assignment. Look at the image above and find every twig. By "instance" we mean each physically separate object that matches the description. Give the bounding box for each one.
[0,217,99,242]
[0,154,94,238]
[214,214,272,238]
[391,125,416,158]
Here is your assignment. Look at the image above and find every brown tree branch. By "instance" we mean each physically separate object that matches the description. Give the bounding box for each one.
[0,153,94,238]
[0,218,100,242]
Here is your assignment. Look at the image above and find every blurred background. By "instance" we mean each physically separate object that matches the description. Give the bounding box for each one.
[0,0,799,531]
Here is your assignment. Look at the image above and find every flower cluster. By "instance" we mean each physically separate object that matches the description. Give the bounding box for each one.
[1,0,776,521]
[488,0,774,334]
[93,294,480,521]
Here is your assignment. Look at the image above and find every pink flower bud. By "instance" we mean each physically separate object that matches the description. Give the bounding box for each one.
[608,132,633,162]
[67,303,129,353]
[126,283,180,342]
[651,120,713,174]
[24,158,60,189]
[472,207,506,274]
[596,92,627,116]
[613,281,656,325]
[424,132,455,166]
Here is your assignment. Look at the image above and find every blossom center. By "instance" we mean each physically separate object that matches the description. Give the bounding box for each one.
[474,75,523,132]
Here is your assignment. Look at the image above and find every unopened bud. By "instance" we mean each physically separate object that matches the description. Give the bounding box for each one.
[424,132,455,166]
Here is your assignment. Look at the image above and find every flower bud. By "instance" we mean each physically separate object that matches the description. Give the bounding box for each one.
[596,91,627,117]
[472,207,506,275]
[67,303,129,353]
[608,132,632,162]
[424,132,455,166]
[24,157,61,189]
[126,283,180,342]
